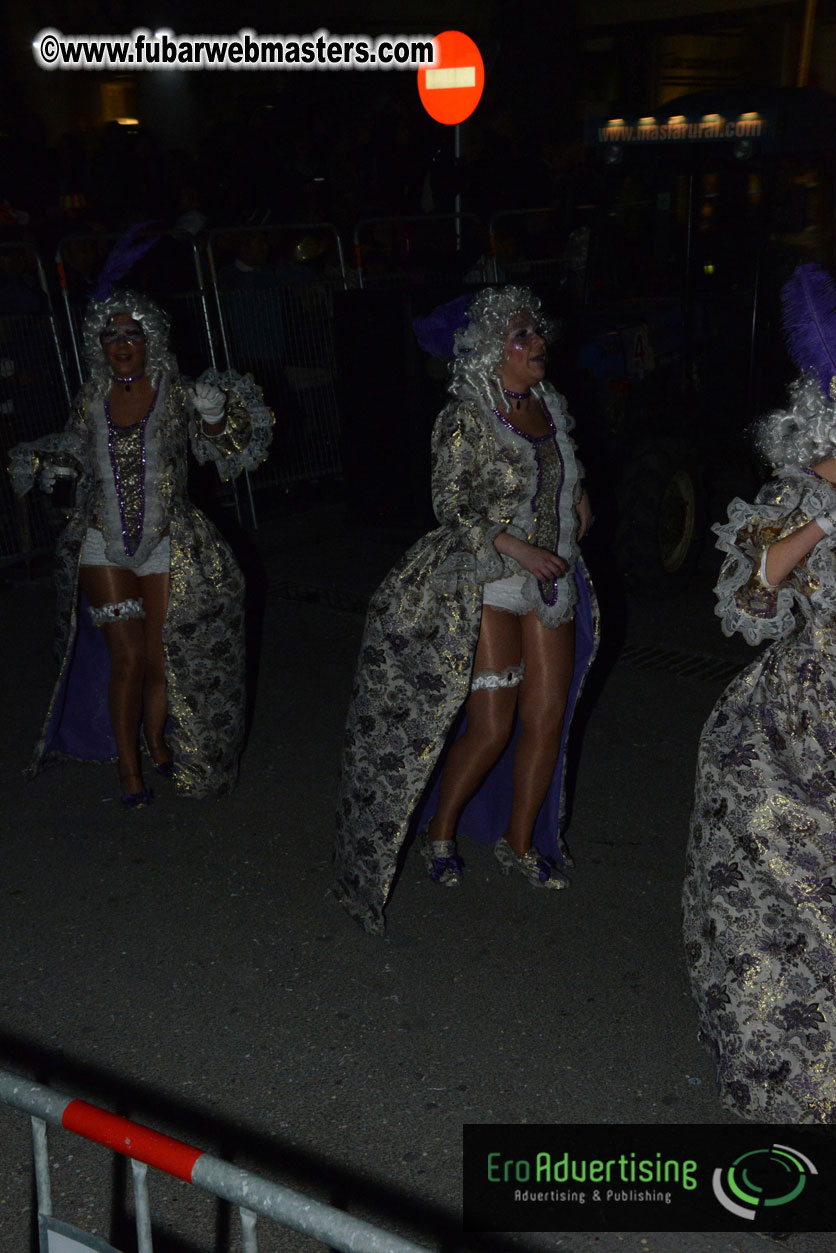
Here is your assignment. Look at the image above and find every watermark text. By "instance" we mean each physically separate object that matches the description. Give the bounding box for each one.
[33,27,436,71]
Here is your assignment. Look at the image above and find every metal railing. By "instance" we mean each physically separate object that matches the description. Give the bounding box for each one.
[352,212,484,288]
[487,207,576,286]
[0,240,76,566]
[0,1067,431,1253]
[206,223,349,491]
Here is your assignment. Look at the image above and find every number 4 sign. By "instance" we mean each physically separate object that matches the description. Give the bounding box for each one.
[621,324,656,376]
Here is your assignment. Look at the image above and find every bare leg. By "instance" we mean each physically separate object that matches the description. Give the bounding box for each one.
[137,571,171,764]
[431,606,521,843]
[506,615,575,855]
[79,566,145,793]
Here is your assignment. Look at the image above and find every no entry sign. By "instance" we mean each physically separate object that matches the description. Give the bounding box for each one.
[418,30,485,125]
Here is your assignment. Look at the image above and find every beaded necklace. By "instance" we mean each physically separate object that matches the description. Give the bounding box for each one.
[502,386,531,410]
[113,371,145,391]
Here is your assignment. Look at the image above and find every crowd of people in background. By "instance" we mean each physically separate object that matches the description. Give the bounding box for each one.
[0,81,585,301]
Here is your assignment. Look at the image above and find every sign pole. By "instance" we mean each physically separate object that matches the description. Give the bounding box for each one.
[418,30,485,256]
[454,123,462,251]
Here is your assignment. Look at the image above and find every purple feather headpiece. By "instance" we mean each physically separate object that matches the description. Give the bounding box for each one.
[91,222,161,301]
[781,262,836,397]
[413,294,472,358]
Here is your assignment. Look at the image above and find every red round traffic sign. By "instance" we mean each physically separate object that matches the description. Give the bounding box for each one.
[418,30,485,126]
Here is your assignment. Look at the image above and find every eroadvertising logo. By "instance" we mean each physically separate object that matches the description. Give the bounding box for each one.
[712,1143,816,1220]
[463,1125,835,1233]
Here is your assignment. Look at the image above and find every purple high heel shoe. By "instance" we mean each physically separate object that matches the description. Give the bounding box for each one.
[119,765,154,810]
[121,786,154,811]
[418,822,464,887]
[494,837,568,889]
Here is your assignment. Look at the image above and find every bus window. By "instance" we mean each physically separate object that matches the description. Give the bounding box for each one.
[692,166,761,297]
[771,159,830,266]
[585,167,687,301]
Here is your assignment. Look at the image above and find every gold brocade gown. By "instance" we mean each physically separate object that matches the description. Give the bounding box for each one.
[334,385,600,934]
[9,370,273,797]
[684,467,836,1123]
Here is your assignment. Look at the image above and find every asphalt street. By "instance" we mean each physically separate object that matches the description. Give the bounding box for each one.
[0,498,832,1253]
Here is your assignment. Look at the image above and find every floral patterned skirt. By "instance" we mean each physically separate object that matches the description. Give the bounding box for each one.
[683,638,836,1122]
[334,537,598,935]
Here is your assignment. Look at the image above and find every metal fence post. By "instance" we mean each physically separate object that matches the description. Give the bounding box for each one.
[240,1205,259,1253]
[31,1116,52,1221]
[131,1158,154,1253]
[1,1068,433,1253]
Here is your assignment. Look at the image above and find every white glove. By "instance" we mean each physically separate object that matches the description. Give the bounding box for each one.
[39,463,57,494]
[189,381,226,424]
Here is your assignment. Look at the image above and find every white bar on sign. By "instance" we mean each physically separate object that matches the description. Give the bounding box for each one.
[425,66,476,90]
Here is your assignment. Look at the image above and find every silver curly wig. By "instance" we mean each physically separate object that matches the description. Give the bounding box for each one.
[755,372,836,470]
[82,288,175,396]
[449,285,556,408]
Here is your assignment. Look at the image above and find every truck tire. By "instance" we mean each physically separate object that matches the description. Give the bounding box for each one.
[614,440,705,595]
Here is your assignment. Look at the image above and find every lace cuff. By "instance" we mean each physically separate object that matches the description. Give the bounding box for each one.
[189,368,274,480]
[716,474,836,634]
[430,521,525,594]
[713,501,793,644]
[8,435,85,498]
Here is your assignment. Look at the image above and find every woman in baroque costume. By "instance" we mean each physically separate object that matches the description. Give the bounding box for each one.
[9,278,272,805]
[683,262,836,1123]
[334,285,599,934]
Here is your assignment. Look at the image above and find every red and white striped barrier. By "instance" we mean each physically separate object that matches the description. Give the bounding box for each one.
[0,1067,430,1253]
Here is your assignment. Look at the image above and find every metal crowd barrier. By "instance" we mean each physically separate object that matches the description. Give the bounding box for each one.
[0,240,75,567]
[206,223,348,492]
[353,212,484,288]
[487,207,576,286]
[0,1068,431,1253]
